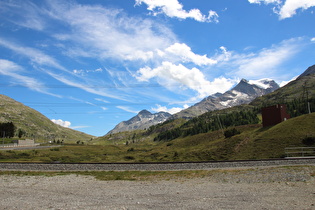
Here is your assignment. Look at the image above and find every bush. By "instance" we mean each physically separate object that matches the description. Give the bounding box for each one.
[124,156,135,160]
[224,128,241,138]
[302,136,315,146]
[127,148,134,152]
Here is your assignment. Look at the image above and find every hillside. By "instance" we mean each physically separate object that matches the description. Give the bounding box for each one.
[250,72,315,107]
[70,113,315,163]
[232,112,315,159]
[0,94,93,143]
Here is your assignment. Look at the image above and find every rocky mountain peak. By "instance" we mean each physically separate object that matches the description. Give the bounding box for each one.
[107,110,171,134]
[172,78,279,119]
[138,109,152,116]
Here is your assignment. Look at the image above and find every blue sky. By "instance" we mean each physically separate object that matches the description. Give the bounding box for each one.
[0,0,314,136]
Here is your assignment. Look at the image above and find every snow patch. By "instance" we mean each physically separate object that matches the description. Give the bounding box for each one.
[248,79,273,89]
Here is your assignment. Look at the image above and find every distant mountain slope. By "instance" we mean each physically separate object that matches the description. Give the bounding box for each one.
[173,78,279,119]
[297,64,315,79]
[250,65,315,106]
[0,94,93,143]
[108,110,171,134]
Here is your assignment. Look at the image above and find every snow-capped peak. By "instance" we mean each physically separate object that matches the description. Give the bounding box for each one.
[248,78,274,89]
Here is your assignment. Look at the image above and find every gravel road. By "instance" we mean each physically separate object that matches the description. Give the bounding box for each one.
[1,166,314,209]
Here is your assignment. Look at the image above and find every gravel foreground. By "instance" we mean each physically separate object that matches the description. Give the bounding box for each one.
[1,166,315,210]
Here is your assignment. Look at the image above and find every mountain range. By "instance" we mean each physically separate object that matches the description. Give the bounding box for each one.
[108,78,279,134]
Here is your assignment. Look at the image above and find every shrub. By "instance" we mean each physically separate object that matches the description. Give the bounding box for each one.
[302,136,315,146]
[127,148,134,152]
[224,128,241,138]
[124,156,135,160]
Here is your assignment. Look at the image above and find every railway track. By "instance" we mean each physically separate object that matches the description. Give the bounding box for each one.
[0,158,314,171]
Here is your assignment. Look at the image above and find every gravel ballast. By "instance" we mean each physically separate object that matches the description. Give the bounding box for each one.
[1,158,315,171]
[1,166,315,209]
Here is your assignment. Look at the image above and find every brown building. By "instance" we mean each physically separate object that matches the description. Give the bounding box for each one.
[261,104,290,127]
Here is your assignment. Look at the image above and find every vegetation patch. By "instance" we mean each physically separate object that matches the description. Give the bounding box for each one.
[0,166,314,182]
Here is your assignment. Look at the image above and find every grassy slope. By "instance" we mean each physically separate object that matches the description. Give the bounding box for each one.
[0,94,93,143]
[233,112,315,159]
[1,113,313,163]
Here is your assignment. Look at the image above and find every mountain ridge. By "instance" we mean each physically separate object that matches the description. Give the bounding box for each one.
[107,78,279,134]
[107,109,172,134]
[0,94,93,142]
[172,78,279,119]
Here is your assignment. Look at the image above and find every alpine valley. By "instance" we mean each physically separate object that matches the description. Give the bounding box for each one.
[0,65,314,162]
[108,78,279,134]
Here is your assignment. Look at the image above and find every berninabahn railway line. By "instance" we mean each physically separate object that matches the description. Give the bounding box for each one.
[0,158,314,171]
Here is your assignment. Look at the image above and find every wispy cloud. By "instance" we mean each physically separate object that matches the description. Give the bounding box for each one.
[116,106,140,114]
[45,70,129,101]
[46,0,176,62]
[70,125,91,129]
[135,0,219,23]
[248,0,315,19]
[0,37,66,71]
[95,98,110,104]
[219,37,304,79]
[0,59,60,97]
[0,0,47,30]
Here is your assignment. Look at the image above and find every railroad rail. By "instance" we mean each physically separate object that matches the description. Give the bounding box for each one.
[0,158,314,171]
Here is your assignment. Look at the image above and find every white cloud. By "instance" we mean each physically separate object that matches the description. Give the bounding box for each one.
[101,107,108,111]
[248,0,315,19]
[151,104,189,114]
[311,37,315,42]
[163,43,217,66]
[135,0,219,23]
[278,0,315,19]
[46,1,176,62]
[51,119,71,128]
[73,68,103,76]
[136,61,236,98]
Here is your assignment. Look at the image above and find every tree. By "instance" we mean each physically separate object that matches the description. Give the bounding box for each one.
[0,122,16,138]
[224,128,240,138]
[17,129,25,138]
